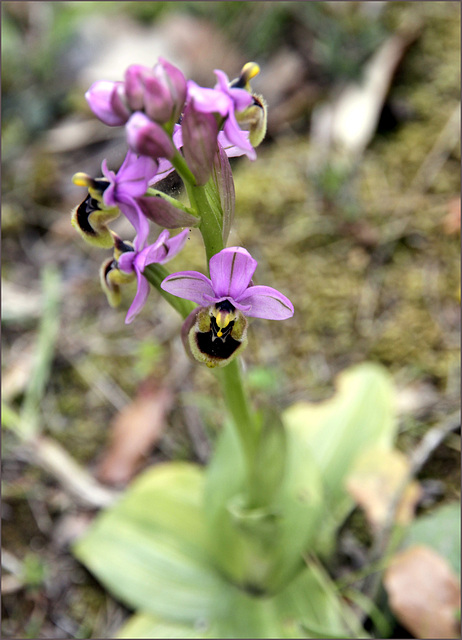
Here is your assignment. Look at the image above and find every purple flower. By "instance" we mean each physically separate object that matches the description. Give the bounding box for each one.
[101,150,158,247]
[118,228,189,324]
[161,246,294,320]
[186,70,256,160]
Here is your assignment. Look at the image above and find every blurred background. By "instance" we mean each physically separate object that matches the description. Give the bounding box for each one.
[2,2,460,638]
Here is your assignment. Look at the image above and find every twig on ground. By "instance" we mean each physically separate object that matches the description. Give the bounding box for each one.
[24,436,120,509]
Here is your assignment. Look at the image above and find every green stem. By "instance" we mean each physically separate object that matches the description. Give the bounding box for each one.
[171,149,197,188]
[217,359,257,479]
[171,151,223,266]
[143,264,195,319]
[168,147,256,489]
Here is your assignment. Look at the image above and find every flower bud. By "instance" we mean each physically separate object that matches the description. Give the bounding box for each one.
[124,59,187,126]
[126,112,175,159]
[85,81,129,126]
[181,301,248,368]
[181,100,219,185]
[158,58,187,123]
[124,65,150,111]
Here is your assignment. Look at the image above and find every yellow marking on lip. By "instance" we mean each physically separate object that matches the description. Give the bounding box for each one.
[215,309,235,336]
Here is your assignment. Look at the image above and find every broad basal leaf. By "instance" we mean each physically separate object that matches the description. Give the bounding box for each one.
[283,363,396,526]
[74,463,225,625]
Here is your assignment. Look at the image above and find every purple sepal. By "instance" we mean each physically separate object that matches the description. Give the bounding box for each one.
[137,196,198,229]
[211,143,235,243]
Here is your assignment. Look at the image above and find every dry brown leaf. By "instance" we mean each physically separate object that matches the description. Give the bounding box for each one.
[346,448,422,530]
[96,384,173,487]
[384,545,461,639]
[442,197,461,235]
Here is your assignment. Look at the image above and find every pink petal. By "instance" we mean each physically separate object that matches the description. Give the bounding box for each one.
[117,199,150,250]
[161,229,190,264]
[237,285,294,320]
[161,271,215,305]
[209,247,257,299]
[125,269,150,324]
[223,111,256,160]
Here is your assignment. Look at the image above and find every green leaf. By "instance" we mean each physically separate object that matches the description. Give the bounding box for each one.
[402,502,461,574]
[116,563,365,639]
[204,413,325,592]
[75,462,363,639]
[117,612,206,639]
[283,363,396,526]
[274,561,368,639]
[73,463,225,625]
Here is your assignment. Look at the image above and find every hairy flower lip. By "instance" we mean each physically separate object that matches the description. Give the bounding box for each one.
[161,247,294,321]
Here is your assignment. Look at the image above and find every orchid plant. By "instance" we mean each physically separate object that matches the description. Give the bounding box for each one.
[71,58,399,638]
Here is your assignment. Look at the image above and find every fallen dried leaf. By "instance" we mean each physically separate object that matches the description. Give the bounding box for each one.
[442,197,461,235]
[346,448,422,530]
[96,384,173,486]
[384,545,461,639]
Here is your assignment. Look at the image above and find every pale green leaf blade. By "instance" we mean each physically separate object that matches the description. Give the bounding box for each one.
[402,502,461,574]
[283,363,396,513]
[117,612,206,639]
[274,561,368,639]
[73,463,225,625]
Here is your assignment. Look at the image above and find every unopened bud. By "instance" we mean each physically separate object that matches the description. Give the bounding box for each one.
[126,112,175,159]
[181,101,219,185]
